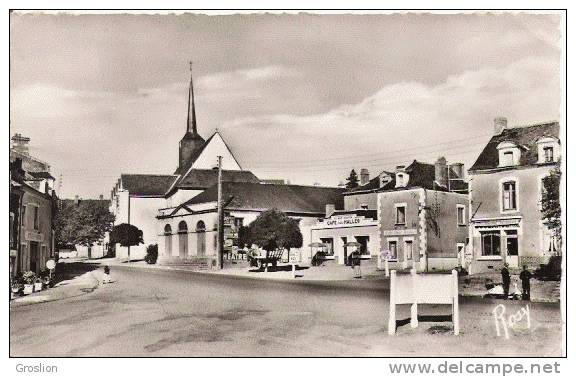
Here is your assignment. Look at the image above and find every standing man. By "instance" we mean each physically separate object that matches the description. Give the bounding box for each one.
[501,263,510,299]
[519,265,532,301]
[350,248,361,278]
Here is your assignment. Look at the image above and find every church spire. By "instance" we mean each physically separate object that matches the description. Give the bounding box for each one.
[187,60,198,135]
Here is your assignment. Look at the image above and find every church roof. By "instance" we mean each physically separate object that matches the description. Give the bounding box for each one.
[166,169,260,196]
[184,182,344,215]
[121,174,178,197]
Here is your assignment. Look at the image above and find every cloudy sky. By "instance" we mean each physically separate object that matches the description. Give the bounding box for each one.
[10,12,562,199]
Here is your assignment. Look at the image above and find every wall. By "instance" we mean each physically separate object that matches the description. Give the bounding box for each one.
[190,133,242,171]
[423,190,468,270]
[115,196,166,260]
[18,186,53,274]
[344,192,378,211]
[469,165,557,272]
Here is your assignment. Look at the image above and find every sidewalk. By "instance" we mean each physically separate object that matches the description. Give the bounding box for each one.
[459,272,561,303]
[10,269,104,308]
[95,257,388,282]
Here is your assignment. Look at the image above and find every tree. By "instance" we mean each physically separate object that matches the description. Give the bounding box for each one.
[541,166,562,241]
[109,223,144,261]
[244,209,303,252]
[54,199,115,256]
[345,169,359,189]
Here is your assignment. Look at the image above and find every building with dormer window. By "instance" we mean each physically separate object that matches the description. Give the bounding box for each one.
[468,118,561,273]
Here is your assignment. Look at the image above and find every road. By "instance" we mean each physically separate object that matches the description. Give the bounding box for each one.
[10,265,564,357]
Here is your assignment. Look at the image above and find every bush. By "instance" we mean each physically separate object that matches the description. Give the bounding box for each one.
[145,244,158,264]
[22,271,37,284]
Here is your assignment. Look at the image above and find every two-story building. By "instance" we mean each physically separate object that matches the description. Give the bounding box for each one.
[308,158,469,271]
[468,118,561,273]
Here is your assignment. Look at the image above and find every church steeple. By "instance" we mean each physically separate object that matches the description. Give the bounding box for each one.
[176,61,206,174]
[186,61,198,136]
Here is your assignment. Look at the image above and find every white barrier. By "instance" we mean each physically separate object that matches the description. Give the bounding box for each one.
[388,269,459,335]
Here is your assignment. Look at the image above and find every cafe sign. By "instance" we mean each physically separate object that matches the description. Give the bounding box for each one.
[319,214,377,228]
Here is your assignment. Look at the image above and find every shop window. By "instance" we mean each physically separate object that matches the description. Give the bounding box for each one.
[395,204,406,225]
[457,205,466,226]
[502,181,517,211]
[355,236,370,255]
[320,237,334,256]
[505,230,518,256]
[481,230,501,257]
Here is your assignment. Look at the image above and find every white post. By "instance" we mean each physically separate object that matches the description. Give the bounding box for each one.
[410,268,418,328]
[388,270,397,335]
[377,253,383,270]
[292,263,296,279]
[385,259,390,277]
[452,269,460,335]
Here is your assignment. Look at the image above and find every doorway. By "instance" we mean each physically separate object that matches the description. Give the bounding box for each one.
[30,241,39,273]
[505,230,519,268]
[178,221,188,258]
[196,221,206,256]
[341,237,348,265]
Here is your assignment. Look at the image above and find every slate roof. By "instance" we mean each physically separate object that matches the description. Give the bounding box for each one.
[28,171,55,180]
[183,182,345,214]
[345,160,468,194]
[165,169,260,197]
[469,121,560,172]
[121,174,178,197]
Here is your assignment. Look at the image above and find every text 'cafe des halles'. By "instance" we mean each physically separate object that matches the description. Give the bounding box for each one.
[108,69,562,275]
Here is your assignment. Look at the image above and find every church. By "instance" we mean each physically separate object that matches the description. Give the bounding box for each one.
[109,67,344,265]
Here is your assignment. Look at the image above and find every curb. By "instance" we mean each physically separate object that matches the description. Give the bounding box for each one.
[9,271,101,308]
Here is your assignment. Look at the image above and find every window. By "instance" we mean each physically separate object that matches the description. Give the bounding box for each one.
[395,204,406,225]
[320,237,334,256]
[505,230,518,256]
[355,236,370,255]
[544,146,554,163]
[33,206,39,230]
[388,240,398,260]
[404,240,413,260]
[502,181,517,211]
[457,205,466,226]
[497,141,520,167]
[502,151,514,166]
[481,230,501,256]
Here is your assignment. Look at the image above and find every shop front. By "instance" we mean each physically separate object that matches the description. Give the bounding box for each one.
[308,212,379,265]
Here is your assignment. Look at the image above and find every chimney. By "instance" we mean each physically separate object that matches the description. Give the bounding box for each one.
[325,204,335,218]
[435,157,448,188]
[11,133,31,155]
[494,117,508,135]
[74,195,80,205]
[360,168,370,186]
[449,163,465,179]
[99,194,104,200]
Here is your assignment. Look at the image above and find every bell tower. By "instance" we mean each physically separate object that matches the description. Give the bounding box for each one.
[177,61,205,174]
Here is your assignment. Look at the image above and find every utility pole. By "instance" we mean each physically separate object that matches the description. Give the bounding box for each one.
[216,156,224,269]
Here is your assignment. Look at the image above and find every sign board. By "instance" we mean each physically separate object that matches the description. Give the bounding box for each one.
[46,259,56,270]
[25,231,44,242]
[289,250,300,264]
[318,214,377,228]
[10,249,17,258]
[381,229,417,236]
[388,270,459,335]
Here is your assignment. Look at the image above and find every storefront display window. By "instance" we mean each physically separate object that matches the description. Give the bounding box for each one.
[481,230,500,256]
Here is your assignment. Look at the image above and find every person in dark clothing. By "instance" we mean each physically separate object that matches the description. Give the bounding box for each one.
[501,264,510,299]
[349,250,361,278]
[519,265,532,301]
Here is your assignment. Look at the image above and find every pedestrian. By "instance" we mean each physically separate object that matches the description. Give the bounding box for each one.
[103,265,112,284]
[519,265,532,301]
[350,249,361,278]
[501,263,510,299]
